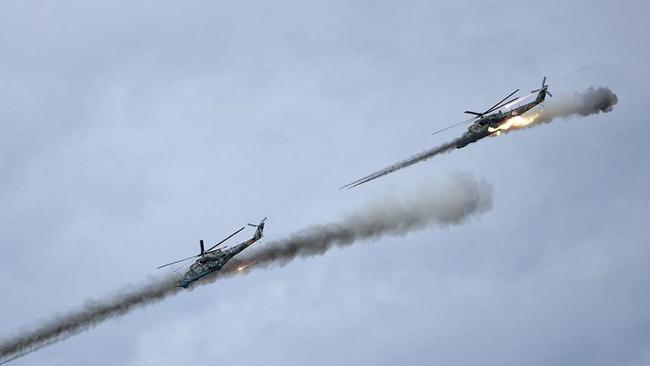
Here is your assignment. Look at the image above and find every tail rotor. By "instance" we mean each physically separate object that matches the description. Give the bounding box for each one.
[531,76,552,97]
[248,217,267,240]
[247,217,267,228]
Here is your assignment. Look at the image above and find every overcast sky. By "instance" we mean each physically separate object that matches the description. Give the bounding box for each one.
[1,0,649,365]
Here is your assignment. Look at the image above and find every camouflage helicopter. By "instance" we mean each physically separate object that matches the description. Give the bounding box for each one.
[158,218,267,288]
[439,77,552,148]
[339,77,552,189]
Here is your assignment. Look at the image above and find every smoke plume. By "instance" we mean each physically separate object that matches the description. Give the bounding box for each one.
[339,141,456,189]
[533,87,617,124]
[495,87,619,134]
[0,174,492,364]
[341,87,618,188]
[0,277,182,365]
[219,173,492,277]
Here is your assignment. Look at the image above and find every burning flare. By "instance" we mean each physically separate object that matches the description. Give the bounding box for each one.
[489,113,541,135]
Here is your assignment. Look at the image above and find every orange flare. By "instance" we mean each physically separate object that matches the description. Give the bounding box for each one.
[489,113,540,134]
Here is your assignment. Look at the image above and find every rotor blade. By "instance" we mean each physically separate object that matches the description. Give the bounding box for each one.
[157,254,200,269]
[431,117,475,136]
[486,96,521,113]
[247,217,268,227]
[206,226,245,252]
[463,111,483,116]
[483,88,520,115]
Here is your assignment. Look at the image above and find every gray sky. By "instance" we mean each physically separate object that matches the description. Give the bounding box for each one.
[1,0,649,365]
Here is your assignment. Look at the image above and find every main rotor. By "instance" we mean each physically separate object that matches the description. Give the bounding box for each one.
[463,88,520,118]
[156,226,245,269]
[431,88,520,136]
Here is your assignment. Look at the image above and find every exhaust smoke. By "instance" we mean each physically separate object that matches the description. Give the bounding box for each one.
[0,174,493,364]
[342,87,619,188]
[491,87,618,134]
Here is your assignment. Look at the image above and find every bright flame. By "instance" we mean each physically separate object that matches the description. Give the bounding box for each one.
[237,264,250,272]
[488,113,540,134]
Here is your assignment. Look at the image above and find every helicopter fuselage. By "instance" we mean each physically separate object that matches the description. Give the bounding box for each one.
[177,223,264,288]
[455,87,548,149]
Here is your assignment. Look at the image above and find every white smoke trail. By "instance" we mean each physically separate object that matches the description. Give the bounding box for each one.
[493,87,618,134]
[339,141,457,189]
[535,86,618,124]
[225,172,492,272]
[341,87,619,188]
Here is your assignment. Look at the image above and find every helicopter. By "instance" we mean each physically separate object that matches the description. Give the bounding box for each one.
[441,77,552,148]
[157,217,267,288]
[339,78,552,189]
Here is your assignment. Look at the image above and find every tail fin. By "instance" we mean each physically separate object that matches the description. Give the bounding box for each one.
[531,76,552,102]
[248,217,267,240]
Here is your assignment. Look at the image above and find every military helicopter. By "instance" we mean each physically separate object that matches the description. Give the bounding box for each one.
[339,78,552,189]
[158,217,267,288]
[438,77,552,148]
